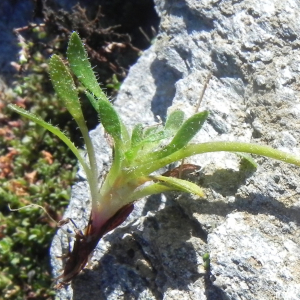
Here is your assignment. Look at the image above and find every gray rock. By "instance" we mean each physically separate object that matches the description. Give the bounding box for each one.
[0,0,34,83]
[51,0,300,299]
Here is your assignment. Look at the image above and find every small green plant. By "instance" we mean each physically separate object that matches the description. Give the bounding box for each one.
[202,253,210,270]
[8,32,300,285]
[106,74,121,92]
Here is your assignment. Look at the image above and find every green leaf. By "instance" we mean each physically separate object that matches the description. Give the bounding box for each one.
[67,32,107,102]
[7,104,90,176]
[126,128,172,163]
[164,110,185,133]
[131,124,143,147]
[235,152,258,169]
[85,91,99,112]
[98,99,122,141]
[143,125,160,138]
[48,55,83,121]
[128,182,175,202]
[106,74,121,91]
[145,111,209,161]
[143,130,169,143]
[167,111,209,152]
[150,175,205,197]
[202,253,210,270]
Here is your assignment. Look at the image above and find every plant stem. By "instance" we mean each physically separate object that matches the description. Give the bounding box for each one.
[78,120,99,208]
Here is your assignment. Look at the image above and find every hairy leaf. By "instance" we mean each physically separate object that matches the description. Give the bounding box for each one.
[131,123,143,147]
[98,99,122,142]
[67,32,107,103]
[145,111,209,161]
[85,91,99,112]
[167,111,209,152]
[164,110,185,133]
[49,55,83,121]
[8,104,89,174]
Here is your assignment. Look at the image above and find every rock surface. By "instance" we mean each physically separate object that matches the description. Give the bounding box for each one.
[51,0,300,299]
[0,0,34,83]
